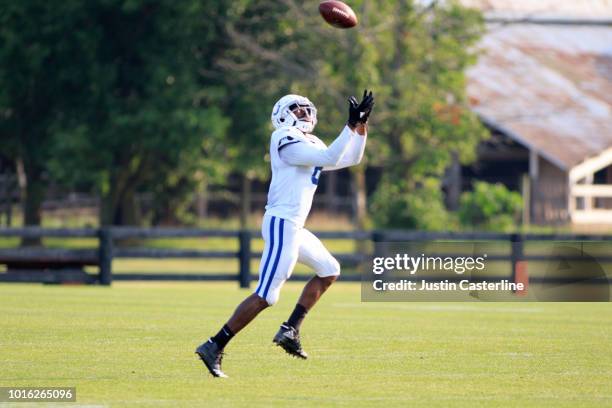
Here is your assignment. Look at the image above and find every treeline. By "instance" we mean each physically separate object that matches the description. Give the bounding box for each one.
[1,0,502,229]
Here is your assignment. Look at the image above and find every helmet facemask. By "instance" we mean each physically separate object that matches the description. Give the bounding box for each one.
[271,95,318,134]
[287,102,317,133]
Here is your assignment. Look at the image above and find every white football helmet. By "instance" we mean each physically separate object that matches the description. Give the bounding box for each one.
[271,94,317,133]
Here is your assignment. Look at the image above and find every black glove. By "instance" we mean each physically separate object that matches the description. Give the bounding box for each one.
[347,89,375,127]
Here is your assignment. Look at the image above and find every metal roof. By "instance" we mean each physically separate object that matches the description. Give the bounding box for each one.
[460,0,612,19]
[467,23,612,170]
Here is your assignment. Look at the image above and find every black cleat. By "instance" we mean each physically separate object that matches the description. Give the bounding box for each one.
[195,339,228,378]
[273,324,308,359]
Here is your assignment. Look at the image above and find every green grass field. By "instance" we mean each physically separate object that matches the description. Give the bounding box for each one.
[1,282,611,407]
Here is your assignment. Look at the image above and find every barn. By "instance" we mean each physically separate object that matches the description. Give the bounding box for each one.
[458,1,612,225]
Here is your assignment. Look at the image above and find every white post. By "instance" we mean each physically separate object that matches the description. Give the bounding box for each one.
[584,174,594,210]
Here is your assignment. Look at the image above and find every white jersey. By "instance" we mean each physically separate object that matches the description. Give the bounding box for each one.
[264,125,366,227]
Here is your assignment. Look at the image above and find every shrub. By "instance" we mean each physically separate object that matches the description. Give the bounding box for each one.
[370,177,455,231]
[458,182,522,231]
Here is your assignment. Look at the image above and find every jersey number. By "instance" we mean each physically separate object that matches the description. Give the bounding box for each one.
[311,166,323,185]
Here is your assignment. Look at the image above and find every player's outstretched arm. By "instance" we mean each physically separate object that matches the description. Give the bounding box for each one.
[280,125,354,167]
[323,127,367,171]
[279,90,374,168]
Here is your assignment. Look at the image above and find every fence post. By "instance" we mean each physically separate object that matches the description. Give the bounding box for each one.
[99,228,113,286]
[510,233,523,291]
[238,230,251,288]
[372,230,385,258]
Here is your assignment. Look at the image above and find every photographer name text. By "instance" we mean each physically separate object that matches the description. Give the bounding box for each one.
[372,279,524,292]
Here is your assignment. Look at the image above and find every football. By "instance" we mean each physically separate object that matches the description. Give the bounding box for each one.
[318,1,358,29]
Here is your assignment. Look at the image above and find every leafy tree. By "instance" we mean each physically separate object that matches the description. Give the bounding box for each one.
[48,0,231,225]
[218,0,380,228]
[211,0,306,227]
[1,0,488,230]
[1,0,232,227]
[0,1,95,229]
[367,0,488,230]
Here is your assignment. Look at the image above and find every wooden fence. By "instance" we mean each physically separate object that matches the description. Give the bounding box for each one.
[0,228,611,286]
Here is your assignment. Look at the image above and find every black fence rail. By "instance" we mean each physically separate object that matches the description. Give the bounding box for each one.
[0,227,611,286]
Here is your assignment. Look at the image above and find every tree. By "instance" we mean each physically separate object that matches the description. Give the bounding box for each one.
[212,0,304,227]
[367,0,488,230]
[48,0,231,225]
[218,0,487,231]
[217,0,378,228]
[1,0,232,227]
[0,1,95,229]
[1,0,487,230]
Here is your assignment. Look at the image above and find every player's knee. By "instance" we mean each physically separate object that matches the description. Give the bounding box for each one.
[331,257,341,276]
[253,293,270,308]
[321,257,340,278]
[265,290,280,306]
[317,257,339,288]
[321,274,338,289]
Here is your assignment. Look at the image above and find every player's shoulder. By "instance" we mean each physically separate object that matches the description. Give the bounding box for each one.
[272,127,308,150]
[272,127,306,141]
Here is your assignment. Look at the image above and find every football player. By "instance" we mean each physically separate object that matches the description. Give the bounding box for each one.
[196,90,374,378]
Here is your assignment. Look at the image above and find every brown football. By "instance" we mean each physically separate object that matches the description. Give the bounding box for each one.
[319,1,358,29]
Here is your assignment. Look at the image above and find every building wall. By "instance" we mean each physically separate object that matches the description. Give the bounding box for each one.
[533,156,569,224]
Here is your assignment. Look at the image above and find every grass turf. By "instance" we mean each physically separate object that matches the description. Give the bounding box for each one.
[0,282,611,407]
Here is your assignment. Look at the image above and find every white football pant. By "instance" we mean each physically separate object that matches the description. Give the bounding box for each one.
[254,214,340,305]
